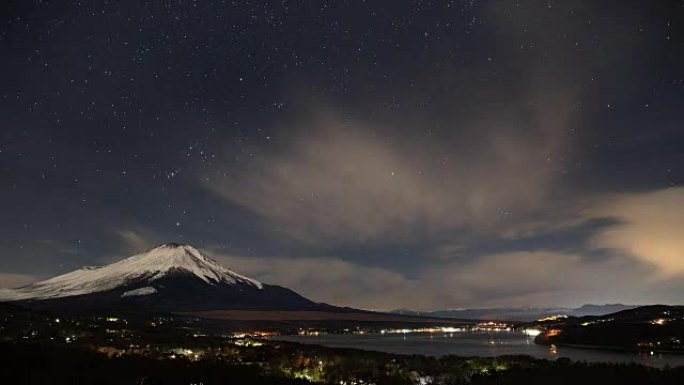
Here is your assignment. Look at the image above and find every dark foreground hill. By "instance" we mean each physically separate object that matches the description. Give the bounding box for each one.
[528,305,684,353]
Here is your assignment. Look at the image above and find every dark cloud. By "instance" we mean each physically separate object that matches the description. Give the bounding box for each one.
[202,97,573,245]
[215,249,657,311]
[1,0,683,309]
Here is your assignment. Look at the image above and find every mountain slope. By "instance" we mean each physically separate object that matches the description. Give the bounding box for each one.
[392,304,639,322]
[0,243,327,312]
[529,305,684,352]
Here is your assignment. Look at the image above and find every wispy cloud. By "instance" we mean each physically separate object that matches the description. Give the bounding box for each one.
[589,187,684,276]
[212,248,658,311]
[202,101,573,246]
[116,229,158,254]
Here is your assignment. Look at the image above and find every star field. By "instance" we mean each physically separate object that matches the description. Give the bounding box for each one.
[1,0,683,310]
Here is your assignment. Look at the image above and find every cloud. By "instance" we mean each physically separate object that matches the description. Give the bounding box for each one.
[436,251,650,307]
[116,229,158,254]
[0,273,39,289]
[589,187,684,276]
[202,103,573,245]
[87,228,165,265]
[214,252,416,310]
[213,248,652,311]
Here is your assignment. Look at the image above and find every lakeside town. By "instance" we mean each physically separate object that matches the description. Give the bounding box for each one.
[3,303,684,384]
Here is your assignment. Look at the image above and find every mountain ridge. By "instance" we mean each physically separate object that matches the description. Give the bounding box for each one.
[0,243,332,313]
[391,304,640,321]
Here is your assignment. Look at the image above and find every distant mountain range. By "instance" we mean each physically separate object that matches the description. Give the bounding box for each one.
[529,305,684,352]
[391,304,640,322]
[0,243,333,313]
[0,243,642,323]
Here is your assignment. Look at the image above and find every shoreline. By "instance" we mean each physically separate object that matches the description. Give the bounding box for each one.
[540,341,684,356]
[273,332,684,368]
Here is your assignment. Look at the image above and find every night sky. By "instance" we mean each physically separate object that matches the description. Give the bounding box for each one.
[1,0,683,310]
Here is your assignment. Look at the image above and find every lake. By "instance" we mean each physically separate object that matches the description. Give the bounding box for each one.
[274,330,684,368]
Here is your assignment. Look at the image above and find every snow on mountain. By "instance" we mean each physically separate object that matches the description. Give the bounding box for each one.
[0,243,262,302]
[121,286,157,298]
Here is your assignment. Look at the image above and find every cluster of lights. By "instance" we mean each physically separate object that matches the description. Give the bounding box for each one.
[522,328,561,338]
[298,330,325,336]
[378,324,512,335]
[231,331,276,338]
[581,317,614,326]
[167,348,203,361]
[475,321,512,331]
[380,326,467,334]
[233,339,264,347]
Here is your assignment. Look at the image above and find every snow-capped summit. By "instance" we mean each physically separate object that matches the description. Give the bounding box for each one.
[97,242,263,288]
[0,243,263,303]
[0,242,331,314]
[0,242,348,313]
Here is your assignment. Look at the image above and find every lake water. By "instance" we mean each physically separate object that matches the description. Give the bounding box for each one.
[274,330,684,368]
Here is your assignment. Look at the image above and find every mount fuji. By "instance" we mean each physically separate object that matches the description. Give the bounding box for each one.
[0,243,329,313]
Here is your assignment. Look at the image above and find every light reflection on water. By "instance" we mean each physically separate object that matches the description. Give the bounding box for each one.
[274,330,684,368]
